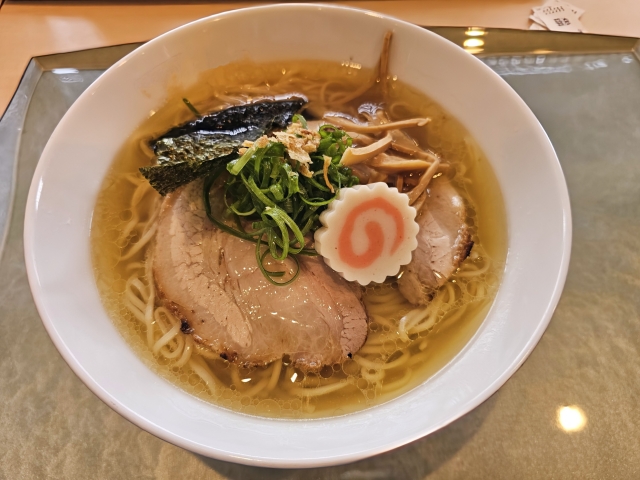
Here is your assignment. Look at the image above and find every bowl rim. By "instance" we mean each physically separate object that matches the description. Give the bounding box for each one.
[23,2,572,468]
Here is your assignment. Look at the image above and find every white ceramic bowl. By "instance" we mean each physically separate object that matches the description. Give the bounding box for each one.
[24,4,571,468]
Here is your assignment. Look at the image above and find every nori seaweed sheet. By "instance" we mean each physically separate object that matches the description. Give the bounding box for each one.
[140,138,238,196]
[140,98,307,195]
[158,98,306,140]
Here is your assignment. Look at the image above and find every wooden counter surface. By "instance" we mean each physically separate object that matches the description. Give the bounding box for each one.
[1,0,640,117]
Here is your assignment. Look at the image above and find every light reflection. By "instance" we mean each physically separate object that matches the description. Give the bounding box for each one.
[341,60,362,70]
[52,68,79,75]
[557,405,587,432]
[463,38,485,48]
[463,37,485,55]
[290,372,298,382]
[465,27,486,37]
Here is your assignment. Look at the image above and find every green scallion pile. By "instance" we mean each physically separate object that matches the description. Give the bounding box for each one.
[203,115,359,285]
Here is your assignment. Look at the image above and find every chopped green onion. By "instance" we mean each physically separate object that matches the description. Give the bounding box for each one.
[292,113,308,128]
[203,114,358,285]
[228,144,263,176]
[182,98,201,118]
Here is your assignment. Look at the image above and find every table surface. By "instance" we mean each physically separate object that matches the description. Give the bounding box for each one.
[3,0,640,118]
[1,5,640,480]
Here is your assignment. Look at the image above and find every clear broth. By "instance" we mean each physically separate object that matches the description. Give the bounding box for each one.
[91,59,507,418]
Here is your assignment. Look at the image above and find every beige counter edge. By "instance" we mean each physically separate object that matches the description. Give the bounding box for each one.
[1,0,639,117]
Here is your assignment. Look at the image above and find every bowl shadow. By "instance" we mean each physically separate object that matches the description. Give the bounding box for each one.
[195,393,497,479]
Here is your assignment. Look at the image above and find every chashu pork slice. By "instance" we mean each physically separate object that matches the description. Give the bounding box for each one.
[398,176,473,305]
[153,180,368,370]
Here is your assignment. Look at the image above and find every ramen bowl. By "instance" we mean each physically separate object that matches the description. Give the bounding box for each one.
[24,4,571,468]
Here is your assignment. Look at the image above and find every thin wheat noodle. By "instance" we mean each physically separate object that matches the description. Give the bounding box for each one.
[365,291,401,304]
[456,258,492,277]
[122,172,142,185]
[121,222,158,261]
[357,344,387,355]
[355,351,409,370]
[408,295,443,331]
[398,309,423,341]
[131,180,151,207]
[119,211,140,243]
[244,378,270,397]
[361,367,385,383]
[155,306,177,326]
[129,277,149,300]
[143,254,156,347]
[124,299,146,324]
[126,261,145,272]
[175,336,194,367]
[414,305,468,336]
[152,323,180,355]
[409,315,437,336]
[140,199,161,233]
[445,283,456,304]
[152,308,172,334]
[188,356,217,394]
[231,366,243,387]
[125,280,147,307]
[368,304,403,318]
[369,314,394,328]
[194,346,220,360]
[288,381,349,397]
[159,335,185,359]
[125,287,147,314]
[267,360,283,391]
[326,78,374,106]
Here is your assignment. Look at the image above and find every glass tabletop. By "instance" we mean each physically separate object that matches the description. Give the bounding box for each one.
[0,28,638,479]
